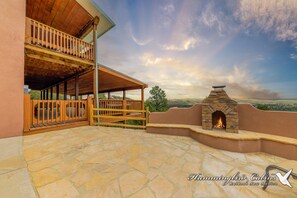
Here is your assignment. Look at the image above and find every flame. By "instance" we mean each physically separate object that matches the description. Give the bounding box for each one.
[214,116,225,129]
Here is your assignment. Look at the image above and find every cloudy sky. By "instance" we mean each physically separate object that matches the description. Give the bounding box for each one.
[95,0,297,99]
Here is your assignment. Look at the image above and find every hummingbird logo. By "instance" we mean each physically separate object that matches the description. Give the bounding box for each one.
[262,165,297,190]
[274,169,293,188]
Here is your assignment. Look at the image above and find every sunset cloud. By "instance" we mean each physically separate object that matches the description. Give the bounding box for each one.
[97,0,295,99]
[235,0,297,48]
[162,37,198,51]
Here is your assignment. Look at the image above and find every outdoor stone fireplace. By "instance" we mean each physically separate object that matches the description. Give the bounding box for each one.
[202,86,238,133]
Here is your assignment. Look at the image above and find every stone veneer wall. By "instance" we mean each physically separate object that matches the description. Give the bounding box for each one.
[201,89,238,133]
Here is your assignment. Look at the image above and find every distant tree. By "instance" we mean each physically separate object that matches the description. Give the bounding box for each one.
[30,90,41,100]
[256,104,270,110]
[145,86,169,112]
[99,93,106,99]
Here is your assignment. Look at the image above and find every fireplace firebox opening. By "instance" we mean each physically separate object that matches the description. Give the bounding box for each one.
[212,111,226,130]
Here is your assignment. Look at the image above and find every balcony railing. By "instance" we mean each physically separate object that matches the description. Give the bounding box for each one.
[25,17,94,62]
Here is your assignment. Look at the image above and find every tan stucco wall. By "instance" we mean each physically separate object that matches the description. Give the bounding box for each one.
[0,0,25,138]
[149,103,297,139]
[149,104,202,125]
[238,104,297,139]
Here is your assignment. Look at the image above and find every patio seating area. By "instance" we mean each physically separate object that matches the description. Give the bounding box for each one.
[18,126,297,197]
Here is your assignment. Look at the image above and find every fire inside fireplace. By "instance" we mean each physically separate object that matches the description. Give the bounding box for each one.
[212,111,226,129]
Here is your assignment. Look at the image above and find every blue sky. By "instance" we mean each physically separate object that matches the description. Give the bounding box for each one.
[95,0,297,99]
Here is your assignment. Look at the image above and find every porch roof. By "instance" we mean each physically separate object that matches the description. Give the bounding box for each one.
[26,0,114,39]
[65,65,148,96]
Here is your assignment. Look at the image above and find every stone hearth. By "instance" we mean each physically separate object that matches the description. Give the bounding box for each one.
[202,86,238,133]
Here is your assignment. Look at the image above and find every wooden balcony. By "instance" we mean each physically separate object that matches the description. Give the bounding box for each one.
[25,17,94,62]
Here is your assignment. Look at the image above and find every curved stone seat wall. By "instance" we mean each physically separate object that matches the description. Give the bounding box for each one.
[149,104,297,139]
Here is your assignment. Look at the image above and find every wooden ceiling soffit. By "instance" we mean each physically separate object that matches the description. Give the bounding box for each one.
[76,16,100,39]
[26,0,93,37]
[25,44,94,66]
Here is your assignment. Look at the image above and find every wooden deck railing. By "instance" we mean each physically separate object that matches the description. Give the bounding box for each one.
[23,94,93,131]
[31,100,88,127]
[98,100,142,116]
[23,95,144,131]
[90,105,149,129]
[25,17,94,62]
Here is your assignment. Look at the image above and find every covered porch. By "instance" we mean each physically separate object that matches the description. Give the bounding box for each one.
[24,65,147,134]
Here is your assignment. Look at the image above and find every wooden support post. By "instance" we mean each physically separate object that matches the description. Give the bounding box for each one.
[141,88,144,110]
[56,84,59,100]
[108,92,111,99]
[50,87,53,100]
[141,88,145,126]
[146,106,149,127]
[40,90,43,100]
[46,89,49,100]
[75,75,79,100]
[89,104,94,125]
[122,99,127,126]
[93,18,99,108]
[123,90,126,100]
[64,81,67,100]
[24,94,31,131]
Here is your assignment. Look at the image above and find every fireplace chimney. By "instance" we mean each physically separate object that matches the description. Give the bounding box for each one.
[212,85,226,90]
[202,86,239,133]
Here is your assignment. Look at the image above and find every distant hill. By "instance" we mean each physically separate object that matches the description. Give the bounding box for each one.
[168,98,297,112]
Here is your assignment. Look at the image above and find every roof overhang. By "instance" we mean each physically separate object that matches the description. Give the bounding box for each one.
[65,64,148,95]
[77,0,115,42]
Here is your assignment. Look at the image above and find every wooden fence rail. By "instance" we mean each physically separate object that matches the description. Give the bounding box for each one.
[31,100,88,127]
[25,17,94,62]
[90,105,149,129]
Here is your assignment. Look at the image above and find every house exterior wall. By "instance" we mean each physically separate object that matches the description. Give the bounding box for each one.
[0,0,25,138]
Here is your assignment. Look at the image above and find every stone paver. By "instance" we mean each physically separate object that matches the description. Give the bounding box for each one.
[0,136,37,198]
[23,126,297,197]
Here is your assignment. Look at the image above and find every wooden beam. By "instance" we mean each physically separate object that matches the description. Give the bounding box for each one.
[25,44,94,66]
[76,16,100,39]
[40,91,43,100]
[26,53,88,68]
[64,81,67,100]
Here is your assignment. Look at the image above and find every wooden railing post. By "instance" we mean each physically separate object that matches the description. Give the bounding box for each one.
[24,94,31,131]
[87,96,93,122]
[90,104,94,125]
[146,107,149,127]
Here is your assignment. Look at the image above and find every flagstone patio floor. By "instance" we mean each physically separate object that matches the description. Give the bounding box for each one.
[23,126,297,197]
